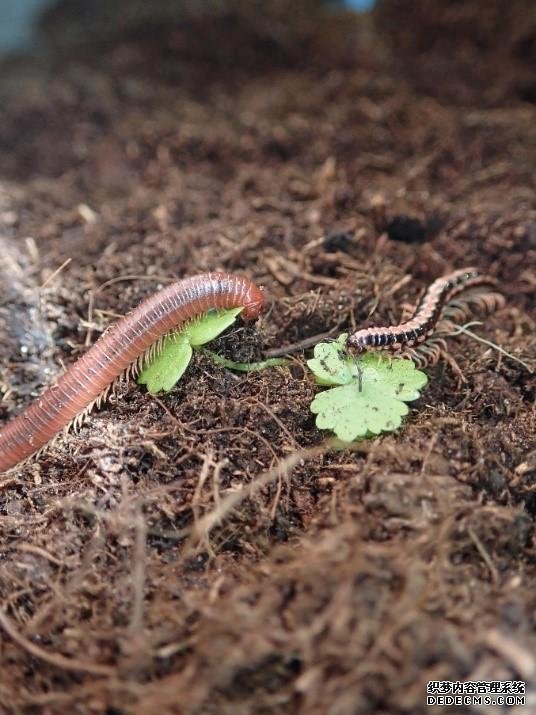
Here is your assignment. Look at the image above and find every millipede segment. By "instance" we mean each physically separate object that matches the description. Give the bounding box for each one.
[346,268,502,358]
[0,273,264,473]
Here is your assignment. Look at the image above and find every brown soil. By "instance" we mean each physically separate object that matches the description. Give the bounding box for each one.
[0,2,535,713]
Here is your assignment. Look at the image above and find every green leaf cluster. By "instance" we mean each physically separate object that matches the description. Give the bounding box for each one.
[307,334,428,441]
[138,308,243,394]
[137,308,287,394]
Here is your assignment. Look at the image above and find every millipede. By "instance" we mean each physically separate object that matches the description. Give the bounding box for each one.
[0,273,264,474]
[346,267,503,359]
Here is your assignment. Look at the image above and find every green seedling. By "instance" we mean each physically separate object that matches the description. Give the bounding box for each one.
[138,332,193,394]
[307,334,428,441]
[138,308,286,394]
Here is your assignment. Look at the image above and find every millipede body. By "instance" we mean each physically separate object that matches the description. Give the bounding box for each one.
[346,268,499,354]
[0,273,264,473]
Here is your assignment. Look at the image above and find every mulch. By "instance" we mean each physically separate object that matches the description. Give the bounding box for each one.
[0,1,535,713]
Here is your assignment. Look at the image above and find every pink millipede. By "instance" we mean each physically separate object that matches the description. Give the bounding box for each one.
[0,273,264,474]
[346,267,501,355]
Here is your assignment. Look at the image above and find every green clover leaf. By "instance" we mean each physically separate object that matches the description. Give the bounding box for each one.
[306,334,357,385]
[308,334,428,441]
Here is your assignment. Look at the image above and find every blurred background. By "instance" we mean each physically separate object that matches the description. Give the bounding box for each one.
[0,0,48,53]
[0,0,374,54]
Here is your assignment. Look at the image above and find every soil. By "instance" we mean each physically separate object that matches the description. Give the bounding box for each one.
[0,1,535,714]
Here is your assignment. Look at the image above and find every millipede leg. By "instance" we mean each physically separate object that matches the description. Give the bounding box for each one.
[438,349,467,383]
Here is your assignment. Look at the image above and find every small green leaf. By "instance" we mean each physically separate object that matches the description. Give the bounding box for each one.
[308,335,428,441]
[311,381,410,440]
[185,307,243,346]
[358,352,428,401]
[138,334,192,394]
[137,308,251,393]
[306,334,356,385]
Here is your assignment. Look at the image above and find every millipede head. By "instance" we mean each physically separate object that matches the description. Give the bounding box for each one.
[346,333,367,355]
[242,283,266,320]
